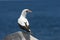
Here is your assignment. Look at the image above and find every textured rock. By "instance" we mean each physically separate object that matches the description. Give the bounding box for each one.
[4,31,38,40]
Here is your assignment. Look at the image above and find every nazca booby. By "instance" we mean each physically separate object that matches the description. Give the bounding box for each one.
[18,9,32,32]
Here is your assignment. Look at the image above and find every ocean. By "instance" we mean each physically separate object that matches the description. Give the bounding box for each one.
[0,0,60,40]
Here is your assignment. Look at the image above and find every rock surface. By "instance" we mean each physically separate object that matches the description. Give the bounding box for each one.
[4,31,38,40]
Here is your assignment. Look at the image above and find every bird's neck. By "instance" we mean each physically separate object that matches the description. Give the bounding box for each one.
[21,11,27,18]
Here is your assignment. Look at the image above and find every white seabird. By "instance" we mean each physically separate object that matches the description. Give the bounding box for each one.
[18,9,32,32]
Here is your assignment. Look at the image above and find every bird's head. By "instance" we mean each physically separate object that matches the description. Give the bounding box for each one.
[23,9,32,13]
[21,9,32,17]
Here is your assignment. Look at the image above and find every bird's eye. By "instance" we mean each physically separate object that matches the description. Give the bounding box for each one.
[26,11,28,12]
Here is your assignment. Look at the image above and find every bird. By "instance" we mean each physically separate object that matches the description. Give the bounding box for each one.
[18,9,32,33]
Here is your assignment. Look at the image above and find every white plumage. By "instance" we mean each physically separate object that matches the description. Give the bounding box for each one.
[18,15,29,26]
[18,9,32,32]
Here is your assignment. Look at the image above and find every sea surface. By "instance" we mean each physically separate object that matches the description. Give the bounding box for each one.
[0,0,60,40]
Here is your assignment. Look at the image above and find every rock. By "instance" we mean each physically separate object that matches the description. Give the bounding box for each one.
[4,31,38,40]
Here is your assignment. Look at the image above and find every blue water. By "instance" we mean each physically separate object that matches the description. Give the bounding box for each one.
[0,0,60,40]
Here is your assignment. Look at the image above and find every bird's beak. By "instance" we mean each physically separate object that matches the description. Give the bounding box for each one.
[29,10,32,13]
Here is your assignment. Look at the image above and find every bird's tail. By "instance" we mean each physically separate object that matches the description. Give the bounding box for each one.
[29,29,33,35]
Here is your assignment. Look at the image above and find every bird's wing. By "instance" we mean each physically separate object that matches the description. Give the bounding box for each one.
[18,17,30,28]
[24,22,30,29]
